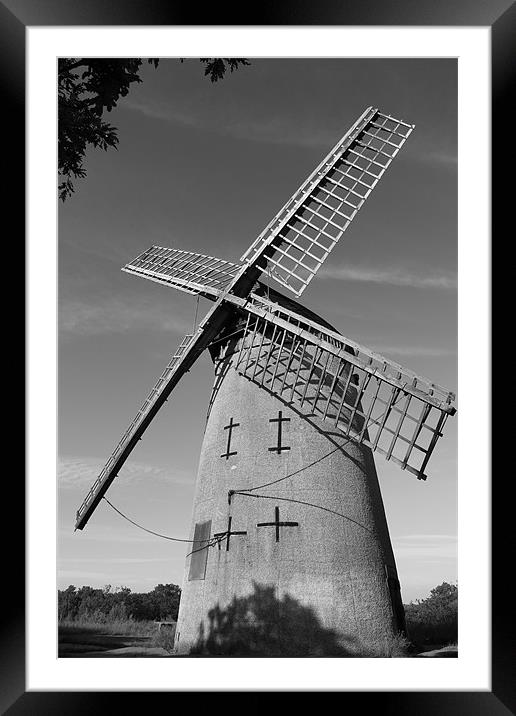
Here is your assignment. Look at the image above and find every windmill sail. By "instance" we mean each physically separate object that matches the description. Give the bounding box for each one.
[240,107,414,296]
[75,264,259,532]
[75,332,197,530]
[227,293,455,480]
[123,246,241,299]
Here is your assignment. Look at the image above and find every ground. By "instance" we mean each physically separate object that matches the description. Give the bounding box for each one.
[58,624,456,658]
[58,624,174,658]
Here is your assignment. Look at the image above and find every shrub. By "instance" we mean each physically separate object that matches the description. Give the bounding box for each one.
[108,603,128,622]
[404,582,458,647]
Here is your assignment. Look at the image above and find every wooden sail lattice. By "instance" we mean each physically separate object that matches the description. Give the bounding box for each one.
[75,332,195,529]
[231,295,455,480]
[123,246,241,298]
[241,107,414,297]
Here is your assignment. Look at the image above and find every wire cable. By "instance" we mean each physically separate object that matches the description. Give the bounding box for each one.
[102,497,207,544]
[234,491,374,535]
[231,379,409,496]
[185,535,225,558]
[101,382,411,547]
[103,496,225,557]
[232,434,354,494]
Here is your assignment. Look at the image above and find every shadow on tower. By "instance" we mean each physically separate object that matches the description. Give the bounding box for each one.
[188,582,401,657]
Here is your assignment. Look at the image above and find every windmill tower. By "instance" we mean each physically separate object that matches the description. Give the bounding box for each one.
[75,107,456,656]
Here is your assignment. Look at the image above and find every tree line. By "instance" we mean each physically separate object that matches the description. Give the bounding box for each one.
[58,583,181,623]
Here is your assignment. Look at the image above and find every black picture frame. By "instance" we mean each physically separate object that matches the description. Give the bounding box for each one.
[11,0,507,711]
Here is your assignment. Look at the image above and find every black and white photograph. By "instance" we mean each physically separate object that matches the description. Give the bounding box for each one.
[13,7,502,705]
[57,57,459,659]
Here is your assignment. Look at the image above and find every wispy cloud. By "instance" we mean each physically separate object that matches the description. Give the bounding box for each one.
[222,116,335,149]
[59,298,191,337]
[124,97,460,163]
[319,264,457,290]
[59,556,171,564]
[395,534,457,541]
[59,524,161,544]
[58,456,192,489]
[393,534,457,561]
[124,98,336,149]
[419,150,458,169]
[124,98,198,127]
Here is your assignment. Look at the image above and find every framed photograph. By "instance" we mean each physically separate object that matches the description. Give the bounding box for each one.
[13,0,506,710]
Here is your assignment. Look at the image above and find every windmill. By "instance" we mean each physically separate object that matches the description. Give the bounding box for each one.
[75,106,456,656]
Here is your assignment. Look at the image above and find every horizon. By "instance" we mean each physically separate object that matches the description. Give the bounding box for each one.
[58,578,458,605]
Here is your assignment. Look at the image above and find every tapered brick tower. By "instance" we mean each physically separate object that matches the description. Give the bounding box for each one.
[174,300,406,656]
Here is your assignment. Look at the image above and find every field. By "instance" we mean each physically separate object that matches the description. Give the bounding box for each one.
[58,619,176,657]
[58,618,456,658]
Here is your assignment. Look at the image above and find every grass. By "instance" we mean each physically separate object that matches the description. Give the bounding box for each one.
[59,617,156,637]
[58,617,178,655]
[363,632,413,658]
[58,613,455,657]
[152,624,177,652]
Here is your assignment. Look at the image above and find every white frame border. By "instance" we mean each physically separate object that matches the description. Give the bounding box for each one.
[27,26,490,691]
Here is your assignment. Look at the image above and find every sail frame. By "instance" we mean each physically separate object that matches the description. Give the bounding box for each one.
[123,246,241,298]
[240,107,414,296]
[227,293,456,480]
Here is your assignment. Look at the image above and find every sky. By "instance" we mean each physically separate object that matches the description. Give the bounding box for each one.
[58,58,457,603]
